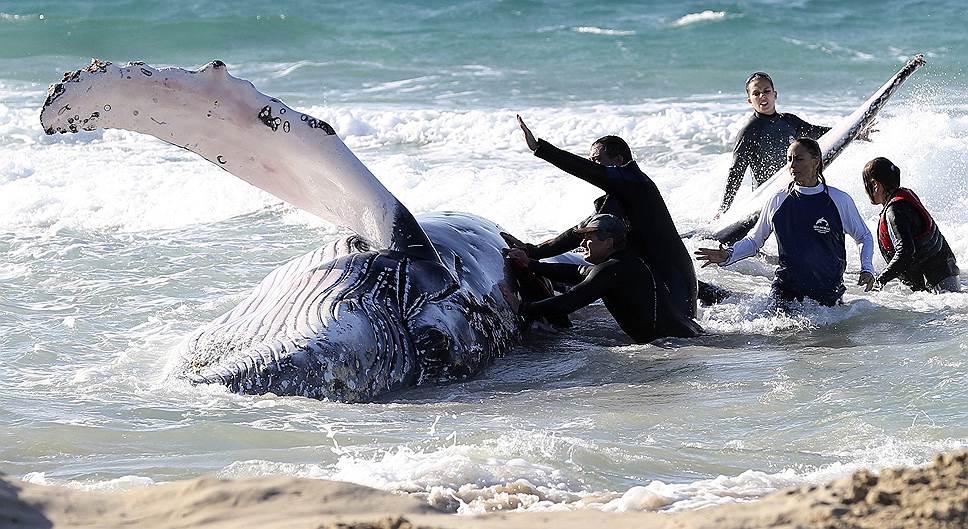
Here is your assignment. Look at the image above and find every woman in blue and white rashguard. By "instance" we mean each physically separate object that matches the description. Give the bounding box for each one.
[696,138,876,306]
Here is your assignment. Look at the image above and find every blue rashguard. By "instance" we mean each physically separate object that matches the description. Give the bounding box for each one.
[721,182,875,305]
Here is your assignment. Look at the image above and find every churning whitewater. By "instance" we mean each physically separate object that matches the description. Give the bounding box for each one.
[2,0,968,516]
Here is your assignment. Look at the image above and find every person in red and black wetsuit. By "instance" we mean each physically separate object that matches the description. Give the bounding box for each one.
[862,157,960,293]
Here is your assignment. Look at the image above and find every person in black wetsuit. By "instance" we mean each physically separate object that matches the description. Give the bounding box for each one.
[862,157,960,293]
[718,72,832,215]
[507,214,702,343]
[509,115,700,319]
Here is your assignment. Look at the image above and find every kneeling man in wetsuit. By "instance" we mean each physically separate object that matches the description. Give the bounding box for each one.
[506,214,702,344]
[862,157,960,292]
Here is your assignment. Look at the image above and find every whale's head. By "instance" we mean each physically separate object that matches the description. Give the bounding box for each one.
[179,232,517,402]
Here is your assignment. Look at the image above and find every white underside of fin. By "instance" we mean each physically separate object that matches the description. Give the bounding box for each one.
[40,60,428,255]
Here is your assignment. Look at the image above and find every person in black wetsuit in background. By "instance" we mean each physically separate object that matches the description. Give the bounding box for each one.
[718,72,832,215]
[506,214,702,343]
[508,115,701,319]
[862,157,960,293]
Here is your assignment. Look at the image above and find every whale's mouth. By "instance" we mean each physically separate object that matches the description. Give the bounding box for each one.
[176,249,462,402]
[185,338,378,402]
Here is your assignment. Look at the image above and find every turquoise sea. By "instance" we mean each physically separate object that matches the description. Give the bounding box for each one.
[2,0,967,514]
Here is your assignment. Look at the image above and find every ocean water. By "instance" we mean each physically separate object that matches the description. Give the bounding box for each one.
[2,0,968,515]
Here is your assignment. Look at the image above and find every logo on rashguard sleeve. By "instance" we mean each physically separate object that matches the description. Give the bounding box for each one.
[813,217,831,234]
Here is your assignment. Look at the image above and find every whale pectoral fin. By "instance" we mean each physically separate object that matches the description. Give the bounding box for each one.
[711,212,760,244]
[39,59,442,264]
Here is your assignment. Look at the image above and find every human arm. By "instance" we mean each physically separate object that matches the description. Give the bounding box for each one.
[698,194,779,267]
[506,247,588,284]
[502,225,584,260]
[530,228,584,260]
[829,188,876,289]
[875,203,919,285]
[519,262,613,316]
[530,260,589,284]
[787,113,831,140]
[517,114,613,189]
[531,139,614,192]
[791,113,873,142]
[725,193,782,263]
[694,243,732,267]
[719,131,755,214]
[832,189,876,274]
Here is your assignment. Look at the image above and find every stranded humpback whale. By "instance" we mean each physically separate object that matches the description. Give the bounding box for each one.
[40,60,549,402]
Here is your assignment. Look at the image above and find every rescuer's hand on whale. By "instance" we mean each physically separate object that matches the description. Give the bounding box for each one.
[505,248,531,270]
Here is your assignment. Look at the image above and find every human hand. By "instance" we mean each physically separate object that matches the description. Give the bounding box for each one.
[858,271,877,292]
[694,244,730,268]
[500,231,528,250]
[516,114,538,152]
[505,248,531,270]
[857,118,878,142]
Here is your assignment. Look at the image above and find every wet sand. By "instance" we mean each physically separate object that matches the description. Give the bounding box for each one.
[3,451,966,529]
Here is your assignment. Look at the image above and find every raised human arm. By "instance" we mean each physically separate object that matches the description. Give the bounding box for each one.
[516,114,619,193]
[532,139,614,192]
[516,114,538,152]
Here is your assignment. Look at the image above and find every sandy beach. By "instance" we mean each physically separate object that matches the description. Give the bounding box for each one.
[3,450,965,529]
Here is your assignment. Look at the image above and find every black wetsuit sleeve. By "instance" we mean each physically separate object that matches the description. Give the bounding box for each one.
[877,203,919,285]
[530,261,587,284]
[528,227,582,259]
[721,129,755,212]
[787,114,831,139]
[533,139,614,193]
[520,262,615,316]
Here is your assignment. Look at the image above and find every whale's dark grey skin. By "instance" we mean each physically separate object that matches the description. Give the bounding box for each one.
[180,212,522,402]
[39,60,547,402]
